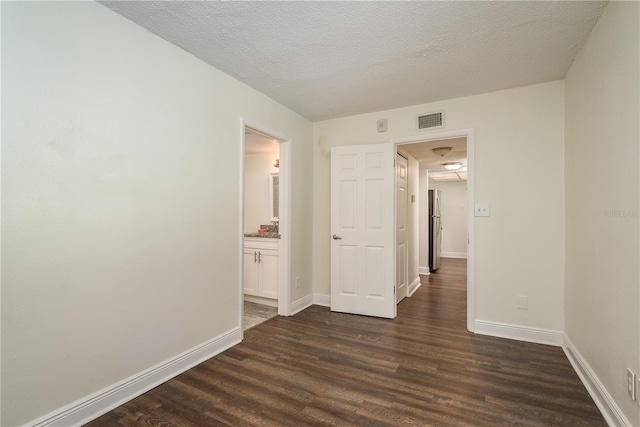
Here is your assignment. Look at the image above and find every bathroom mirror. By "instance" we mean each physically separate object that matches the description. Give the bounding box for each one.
[269,173,279,221]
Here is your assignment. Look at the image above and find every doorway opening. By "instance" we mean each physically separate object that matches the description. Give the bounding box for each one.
[393,129,475,332]
[240,119,292,334]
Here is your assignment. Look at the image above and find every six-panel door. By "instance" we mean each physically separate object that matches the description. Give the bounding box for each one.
[331,144,395,319]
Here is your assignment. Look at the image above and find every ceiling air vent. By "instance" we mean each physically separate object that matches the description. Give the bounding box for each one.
[417,111,444,131]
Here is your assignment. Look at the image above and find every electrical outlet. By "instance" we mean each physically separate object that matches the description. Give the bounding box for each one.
[474,203,490,217]
[295,276,301,289]
[627,368,637,401]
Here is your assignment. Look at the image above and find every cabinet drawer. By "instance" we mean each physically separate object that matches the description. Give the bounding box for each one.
[244,237,279,251]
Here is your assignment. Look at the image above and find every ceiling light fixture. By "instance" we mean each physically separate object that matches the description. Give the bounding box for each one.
[442,162,462,170]
[432,146,452,157]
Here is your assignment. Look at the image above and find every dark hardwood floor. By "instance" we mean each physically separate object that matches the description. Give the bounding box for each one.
[87,258,605,426]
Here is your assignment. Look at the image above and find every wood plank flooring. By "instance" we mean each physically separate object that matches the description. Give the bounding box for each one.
[86,258,605,426]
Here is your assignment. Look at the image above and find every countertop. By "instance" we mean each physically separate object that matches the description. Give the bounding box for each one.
[244,232,280,239]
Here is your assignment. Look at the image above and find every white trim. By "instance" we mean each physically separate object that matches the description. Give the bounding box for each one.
[244,294,277,308]
[465,129,475,332]
[563,335,631,427]
[474,320,563,346]
[242,118,290,145]
[441,252,468,259]
[241,118,292,317]
[278,138,292,316]
[418,266,430,275]
[392,128,475,332]
[239,120,247,337]
[290,294,313,315]
[313,294,331,307]
[408,276,421,297]
[30,328,242,427]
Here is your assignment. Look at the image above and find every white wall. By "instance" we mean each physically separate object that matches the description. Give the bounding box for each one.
[244,152,279,233]
[313,81,566,332]
[564,1,639,424]
[1,2,313,425]
[429,180,468,258]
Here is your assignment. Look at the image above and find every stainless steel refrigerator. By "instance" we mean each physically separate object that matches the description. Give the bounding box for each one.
[428,189,442,272]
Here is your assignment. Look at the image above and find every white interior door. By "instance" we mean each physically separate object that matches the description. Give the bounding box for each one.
[331,144,395,319]
[395,153,408,303]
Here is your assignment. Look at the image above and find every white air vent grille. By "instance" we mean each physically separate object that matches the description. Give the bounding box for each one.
[417,111,444,130]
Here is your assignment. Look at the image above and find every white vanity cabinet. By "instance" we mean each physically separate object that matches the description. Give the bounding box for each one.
[243,238,279,300]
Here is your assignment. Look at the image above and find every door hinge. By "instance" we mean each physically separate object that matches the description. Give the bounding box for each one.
[393,286,396,295]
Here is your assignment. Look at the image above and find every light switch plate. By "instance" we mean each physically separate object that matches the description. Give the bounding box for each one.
[628,368,637,401]
[475,203,490,217]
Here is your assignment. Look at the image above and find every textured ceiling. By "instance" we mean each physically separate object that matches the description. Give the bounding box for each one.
[100,1,607,122]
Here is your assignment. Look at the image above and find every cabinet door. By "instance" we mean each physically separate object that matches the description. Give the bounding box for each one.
[259,249,279,299]
[243,249,259,296]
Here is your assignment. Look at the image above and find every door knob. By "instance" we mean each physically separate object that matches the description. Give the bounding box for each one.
[332,234,342,240]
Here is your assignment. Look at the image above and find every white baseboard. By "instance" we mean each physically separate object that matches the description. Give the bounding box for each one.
[313,293,331,307]
[441,252,467,259]
[408,277,421,297]
[290,294,313,315]
[563,335,631,427]
[419,266,430,275]
[30,327,242,427]
[474,320,563,346]
[244,294,277,307]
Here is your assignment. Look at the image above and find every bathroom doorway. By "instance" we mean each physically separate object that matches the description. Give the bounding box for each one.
[241,119,291,333]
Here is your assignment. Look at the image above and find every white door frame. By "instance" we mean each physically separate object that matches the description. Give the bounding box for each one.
[240,118,292,334]
[392,128,475,332]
